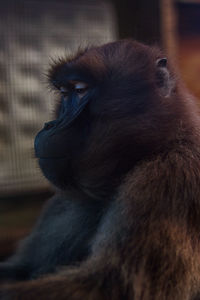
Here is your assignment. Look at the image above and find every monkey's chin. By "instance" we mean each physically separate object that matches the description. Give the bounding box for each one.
[38,157,71,189]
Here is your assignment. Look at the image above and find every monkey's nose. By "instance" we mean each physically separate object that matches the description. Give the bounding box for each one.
[44,121,57,130]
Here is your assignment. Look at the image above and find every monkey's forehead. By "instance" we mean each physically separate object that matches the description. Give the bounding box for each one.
[48,40,163,86]
[48,47,106,85]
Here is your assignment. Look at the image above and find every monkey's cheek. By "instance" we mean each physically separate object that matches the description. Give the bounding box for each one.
[38,158,71,188]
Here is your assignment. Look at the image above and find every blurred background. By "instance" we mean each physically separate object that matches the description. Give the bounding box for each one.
[0,0,200,261]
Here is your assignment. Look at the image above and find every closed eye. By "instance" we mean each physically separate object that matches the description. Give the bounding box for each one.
[59,81,89,100]
[60,86,69,98]
[74,82,89,98]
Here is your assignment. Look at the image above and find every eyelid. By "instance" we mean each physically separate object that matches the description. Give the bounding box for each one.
[74,82,88,90]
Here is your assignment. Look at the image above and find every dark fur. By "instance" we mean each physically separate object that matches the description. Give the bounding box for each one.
[1,40,200,299]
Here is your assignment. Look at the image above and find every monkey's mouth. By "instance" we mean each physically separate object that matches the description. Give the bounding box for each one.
[38,157,70,173]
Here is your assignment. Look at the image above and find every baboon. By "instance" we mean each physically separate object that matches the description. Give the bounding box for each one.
[1,40,200,300]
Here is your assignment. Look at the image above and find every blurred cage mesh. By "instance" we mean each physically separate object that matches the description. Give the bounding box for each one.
[0,0,117,196]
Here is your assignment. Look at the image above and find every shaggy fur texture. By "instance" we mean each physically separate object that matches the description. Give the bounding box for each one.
[1,40,200,299]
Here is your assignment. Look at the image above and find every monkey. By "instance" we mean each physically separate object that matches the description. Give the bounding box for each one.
[1,39,200,299]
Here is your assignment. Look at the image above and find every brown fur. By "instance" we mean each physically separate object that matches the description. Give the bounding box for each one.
[1,40,200,299]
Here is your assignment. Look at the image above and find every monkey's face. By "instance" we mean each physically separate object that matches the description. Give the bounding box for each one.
[34,40,176,193]
[34,76,94,188]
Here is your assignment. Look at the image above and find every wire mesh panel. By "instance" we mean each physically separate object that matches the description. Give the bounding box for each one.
[0,0,117,195]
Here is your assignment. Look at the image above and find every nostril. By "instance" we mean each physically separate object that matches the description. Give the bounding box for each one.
[44,122,54,130]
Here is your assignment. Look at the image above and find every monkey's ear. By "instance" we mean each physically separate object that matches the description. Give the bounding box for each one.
[156,58,174,97]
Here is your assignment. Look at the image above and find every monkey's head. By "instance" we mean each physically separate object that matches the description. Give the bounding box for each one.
[34,40,179,198]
